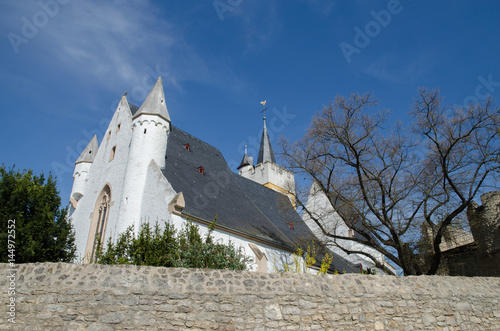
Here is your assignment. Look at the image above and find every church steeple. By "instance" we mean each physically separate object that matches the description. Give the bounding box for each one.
[257,117,276,164]
[239,101,296,207]
[257,100,276,164]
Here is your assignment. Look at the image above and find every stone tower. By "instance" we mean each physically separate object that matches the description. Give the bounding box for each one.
[467,190,500,276]
[467,191,500,256]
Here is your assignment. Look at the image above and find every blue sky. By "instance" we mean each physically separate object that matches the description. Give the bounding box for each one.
[1,0,499,203]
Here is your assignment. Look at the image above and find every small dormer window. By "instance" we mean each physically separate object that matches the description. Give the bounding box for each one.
[185,144,190,151]
[198,166,204,175]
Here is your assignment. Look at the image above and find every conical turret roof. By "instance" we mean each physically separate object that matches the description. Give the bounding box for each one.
[76,135,98,164]
[133,77,170,122]
[117,94,131,114]
[257,119,276,164]
[238,146,253,169]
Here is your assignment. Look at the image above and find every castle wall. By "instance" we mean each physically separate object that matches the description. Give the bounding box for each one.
[467,191,500,258]
[3,263,499,330]
[438,243,481,277]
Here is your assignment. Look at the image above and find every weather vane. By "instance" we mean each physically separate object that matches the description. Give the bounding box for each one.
[260,100,267,119]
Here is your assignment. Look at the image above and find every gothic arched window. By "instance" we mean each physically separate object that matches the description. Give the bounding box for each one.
[86,185,111,263]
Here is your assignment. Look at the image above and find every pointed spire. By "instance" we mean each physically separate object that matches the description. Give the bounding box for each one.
[257,117,276,164]
[117,94,132,114]
[238,145,253,170]
[133,77,170,122]
[76,135,98,164]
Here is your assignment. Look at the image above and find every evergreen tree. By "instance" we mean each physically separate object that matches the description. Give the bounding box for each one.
[0,165,76,263]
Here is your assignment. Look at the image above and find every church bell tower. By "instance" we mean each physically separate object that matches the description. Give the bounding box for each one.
[238,101,296,206]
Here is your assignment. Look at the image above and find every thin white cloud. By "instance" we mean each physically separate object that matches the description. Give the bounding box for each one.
[1,0,262,116]
[299,0,336,16]
[219,1,335,54]
[1,1,233,94]
[356,51,434,84]
[44,1,175,87]
[212,1,283,54]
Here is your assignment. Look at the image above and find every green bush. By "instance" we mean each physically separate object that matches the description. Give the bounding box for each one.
[95,220,251,270]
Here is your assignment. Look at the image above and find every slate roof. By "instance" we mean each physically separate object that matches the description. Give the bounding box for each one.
[237,148,252,170]
[257,120,276,164]
[76,135,98,164]
[161,125,357,273]
[133,77,171,122]
[129,103,139,116]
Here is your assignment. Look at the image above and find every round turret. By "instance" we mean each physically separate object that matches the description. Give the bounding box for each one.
[69,135,98,209]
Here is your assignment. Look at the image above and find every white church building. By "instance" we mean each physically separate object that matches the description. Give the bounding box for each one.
[302,182,396,274]
[69,77,386,273]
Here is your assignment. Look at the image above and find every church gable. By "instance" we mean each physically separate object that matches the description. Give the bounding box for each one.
[69,95,136,261]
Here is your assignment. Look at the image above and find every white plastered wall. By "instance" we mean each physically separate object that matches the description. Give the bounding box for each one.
[71,162,92,201]
[138,160,178,228]
[303,182,389,272]
[166,212,302,273]
[70,99,134,260]
[117,114,169,236]
[241,162,295,192]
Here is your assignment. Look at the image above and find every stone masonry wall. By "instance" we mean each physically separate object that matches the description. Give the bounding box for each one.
[467,191,500,277]
[1,263,499,330]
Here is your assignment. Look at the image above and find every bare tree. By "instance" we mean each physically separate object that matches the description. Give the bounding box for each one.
[280,89,499,275]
